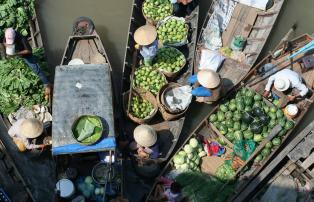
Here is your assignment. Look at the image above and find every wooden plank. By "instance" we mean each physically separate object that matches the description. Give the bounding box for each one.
[231,121,314,202]
[210,123,234,148]
[300,152,314,170]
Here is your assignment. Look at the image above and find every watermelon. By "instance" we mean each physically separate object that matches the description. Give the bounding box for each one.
[217,111,225,122]
[262,126,268,133]
[225,111,233,120]
[230,99,236,104]
[220,104,229,112]
[253,134,263,142]
[236,102,245,111]
[261,147,271,157]
[259,114,270,125]
[233,122,241,131]
[263,106,270,113]
[219,124,228,135]
[272,137,281,146]
[278,118,286,127]
[236,96,244,103]
[250,122,263,134]
[209,114,218,122]
[273,99,280,107]
[227,127,234,132]
[225,132,235,142]
[229,103,237,111]
[262,132,269,138]
[265,142,273,149]
[252,107,264,116]
[278,129,287,137]
[241,123,249,131]
[244,97,254,106]
[244,106,252,112]
[233,111,242,121]
[270,106,277,113]
[268,112,277,120]
[225,119,233,128]
[217,137,226,146]
[246,89,255,97]
[276,110,284,119]
[241,111,254,124]
[234,131,243,141]
[243,130,254,139]
[254,154,263,162]
[254,94,263,101]
[285,121,294,130]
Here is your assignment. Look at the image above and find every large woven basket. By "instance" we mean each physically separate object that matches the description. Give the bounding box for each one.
[142,1,173,26]
[153,47,186,79]
[157,83,189,121]
[124,88,158,124]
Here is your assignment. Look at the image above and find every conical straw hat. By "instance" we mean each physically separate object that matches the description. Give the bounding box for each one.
[134,25,157,46]
[133,124,157,147]
[19,118,43,139]
[197,70,220,89]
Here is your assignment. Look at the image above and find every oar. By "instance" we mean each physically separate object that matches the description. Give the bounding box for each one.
[218,125,282,193]
[127,48,139,114]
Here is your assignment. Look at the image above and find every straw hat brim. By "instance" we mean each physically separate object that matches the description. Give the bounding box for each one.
[274,78,290,92]
[197,70,221,89]
[134,25,157,46]
[19,119,43,139]
[133,125,157,147]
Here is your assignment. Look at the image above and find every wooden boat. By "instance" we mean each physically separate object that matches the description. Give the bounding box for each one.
[232,120,314,202]
[145,34,314,202]
[120,0,199,171]
[194,0,285,102]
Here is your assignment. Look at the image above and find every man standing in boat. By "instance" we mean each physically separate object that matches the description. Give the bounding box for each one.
[134,25,158,66]
[188,69,222,103]
[3,27,51,99]
[263,69,309,102]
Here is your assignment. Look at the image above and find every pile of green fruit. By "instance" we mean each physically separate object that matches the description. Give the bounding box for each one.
[133,65,167,95]
[172,138,207,172]
[157,18,188,45]
[142,0,172,22]
[209,87,294,163]
[152,47,186,73]
[130,95,154,119]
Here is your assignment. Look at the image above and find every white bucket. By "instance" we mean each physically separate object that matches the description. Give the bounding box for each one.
[68,58,84,65]
[56,178,75,198]
[285,104,298,117]
[6,44,15,55]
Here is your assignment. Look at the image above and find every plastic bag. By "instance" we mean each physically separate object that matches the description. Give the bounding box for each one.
[233,139,256,161]
[215,162,236,182]
[199,49,225,72]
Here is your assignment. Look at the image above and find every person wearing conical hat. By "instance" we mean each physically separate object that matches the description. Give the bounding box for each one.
[188,69,222,103]
[129,124,159,159]
[8,118,45,152]
[134,25,158,66]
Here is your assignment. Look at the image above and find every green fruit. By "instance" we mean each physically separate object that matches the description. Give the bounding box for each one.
[233,122,241,131]
[243,130,254,139]
[236,102,245,111]
[269,119,277,128]
[278,129,287,137]
[241,123,249,131]
[229,103,237,111]
[233,111,242,121]
[254,94,263,101]
[259,114,270,125]
[226,120,234,128]
[254,154,263,162]
[263,106,270,113]
[270,106,277,113]
[219,124,228,135]
[262,132,269,138]
[268,112,277,120]
[252,107,264,116]
[244,106,252,112]
[235,96,244,103]
[209,114,218,122]
[244,97,254,106]
[276,110,284,119]
[278,118,286,127]
[217,137,226,146]
[246,89,255,97]
[225,111,233,120]
[225,132,235,142]
[250,121,263,134]
[253,102,262,109]
[253,134,263,142]
[153,47,185,73]
[285,120,294,130]
[234,131,243,141]
[220,104,229,112]
[217,111,225,122]
[273,99,280,107]
[265,142,273,149]
[261,147,271,157]
[272,138,281,146]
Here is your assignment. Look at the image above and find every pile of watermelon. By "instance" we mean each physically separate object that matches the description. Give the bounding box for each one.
[209,87,295,163]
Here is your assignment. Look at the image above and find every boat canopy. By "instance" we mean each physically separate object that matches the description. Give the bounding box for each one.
[51,64,116,155]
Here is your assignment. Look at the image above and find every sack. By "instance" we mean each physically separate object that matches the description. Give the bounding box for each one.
[199,49,225,72]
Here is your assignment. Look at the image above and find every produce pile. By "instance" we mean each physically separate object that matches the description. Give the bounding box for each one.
[0,58,46,115]
[172,138,207,172]
[142,0,172,22]
[77,176,105,200]
[209,87,294,163]
[152,47,186,73]
[0,0,35,38]
[130,95,154,119]
[133,65,167,95]
[175,172,234,202]
[157,18,188,45]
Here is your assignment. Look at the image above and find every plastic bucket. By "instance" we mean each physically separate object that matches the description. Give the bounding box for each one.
[56,179,75,198]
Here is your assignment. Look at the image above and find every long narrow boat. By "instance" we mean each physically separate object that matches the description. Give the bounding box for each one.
[120,0,199,171]
[53,17,123,202]
[194,0,285,101]
[146,34,314,202]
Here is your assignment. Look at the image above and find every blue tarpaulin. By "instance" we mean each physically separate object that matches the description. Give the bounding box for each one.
[51,64,116,155]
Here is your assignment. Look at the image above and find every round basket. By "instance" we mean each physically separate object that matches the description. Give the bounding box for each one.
[92,162,116,184]
[157,22,189,47]
[142,0,173,25]
[153,47,186,79]
[124,88,158,124]
[71,115,103,145]
[157,83,189,121]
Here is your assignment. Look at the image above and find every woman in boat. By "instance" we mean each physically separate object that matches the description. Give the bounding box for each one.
[263,69,309,103]
[134,25,158,66]
[3,28,51,99]
[171,0,199,17]
[129,124,159,159]
[150,176,183,202]
[188,69,222,103]
[8,118,45,152]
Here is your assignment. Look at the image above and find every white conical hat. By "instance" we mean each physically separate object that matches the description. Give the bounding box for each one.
[19,118,43,138]
[274,77,290,92]
[133,124,157,147]
[134,25,157,46]
[197,69,221,88]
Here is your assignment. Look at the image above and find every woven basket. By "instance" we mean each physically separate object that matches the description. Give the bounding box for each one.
[157,83,189,121]
[142,1,173,26]
[154,47,186,79]
[124,88,158,124]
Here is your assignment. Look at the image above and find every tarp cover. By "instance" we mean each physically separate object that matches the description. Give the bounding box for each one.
[52,64,115,155]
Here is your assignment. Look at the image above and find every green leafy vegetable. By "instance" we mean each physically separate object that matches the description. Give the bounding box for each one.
[73,116,102,144]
